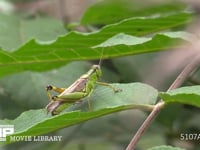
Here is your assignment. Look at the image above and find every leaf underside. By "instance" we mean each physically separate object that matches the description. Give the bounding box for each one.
[0,12,192,78]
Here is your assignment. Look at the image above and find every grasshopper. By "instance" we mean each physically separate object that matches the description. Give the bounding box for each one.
[45,64,121,115]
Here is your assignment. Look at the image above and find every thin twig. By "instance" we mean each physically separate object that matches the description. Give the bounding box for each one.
[126,54,200,150]
[167,54,200,91]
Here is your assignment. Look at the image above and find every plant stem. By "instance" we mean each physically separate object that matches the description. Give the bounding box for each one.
[167,54,200,91]
[126,54,200,150]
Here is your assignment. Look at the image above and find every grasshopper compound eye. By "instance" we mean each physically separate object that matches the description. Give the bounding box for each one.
[92,65,100,71]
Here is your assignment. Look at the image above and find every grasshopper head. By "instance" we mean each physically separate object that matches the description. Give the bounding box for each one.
[91,65,102,79]
[81,64,102,80]
[91,64,100,70]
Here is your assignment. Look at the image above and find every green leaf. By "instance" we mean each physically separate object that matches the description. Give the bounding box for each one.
[95,32,193,47]
[147,145,186,150]
[0,14,67,51]
[0,12,193,78]
[160,86,200,108]
[0,32,191,78]
[81,0,187,25]
[0,82,158,145]
[81,0,137,25]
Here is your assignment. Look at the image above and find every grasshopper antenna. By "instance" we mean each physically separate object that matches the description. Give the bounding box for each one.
[98,47,105,67]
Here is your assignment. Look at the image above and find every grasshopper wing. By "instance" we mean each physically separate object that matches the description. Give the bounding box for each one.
[46,101,71,115]
[60,78,88,96]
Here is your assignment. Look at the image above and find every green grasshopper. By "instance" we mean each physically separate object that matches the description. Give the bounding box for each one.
[45,64,121,115]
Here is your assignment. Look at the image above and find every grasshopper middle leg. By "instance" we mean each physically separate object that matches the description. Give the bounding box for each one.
[96,81,122,93]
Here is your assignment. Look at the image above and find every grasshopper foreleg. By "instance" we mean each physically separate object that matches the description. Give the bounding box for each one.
[46,85,66,93]
[46,85,66,101]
